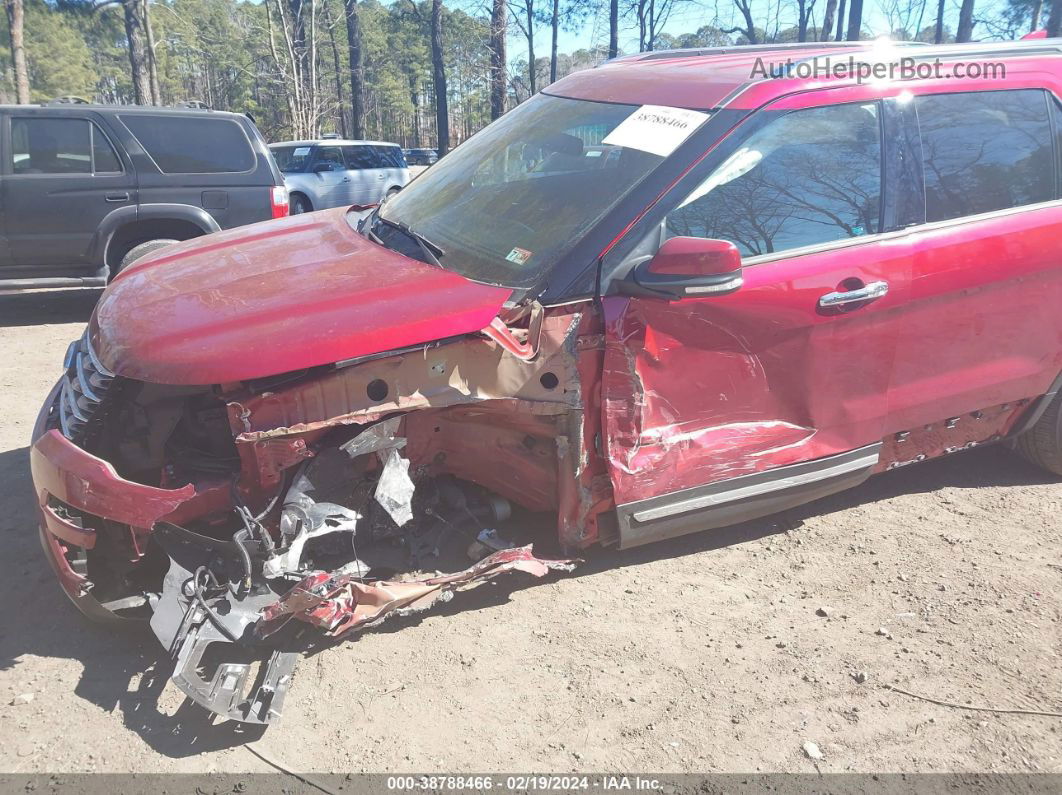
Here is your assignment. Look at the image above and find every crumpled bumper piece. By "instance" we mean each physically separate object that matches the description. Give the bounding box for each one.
[258,545,579,638]
[31,429,196,547]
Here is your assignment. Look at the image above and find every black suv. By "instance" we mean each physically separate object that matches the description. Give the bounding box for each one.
[0,104,288,289]
[403,147,439,166]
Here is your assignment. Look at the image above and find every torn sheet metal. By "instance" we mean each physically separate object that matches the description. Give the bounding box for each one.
[225,312,584,443]
[257,545,578,638]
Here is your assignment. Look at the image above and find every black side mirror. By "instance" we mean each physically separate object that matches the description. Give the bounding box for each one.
[312,162,335,174]
[624,236,743,299]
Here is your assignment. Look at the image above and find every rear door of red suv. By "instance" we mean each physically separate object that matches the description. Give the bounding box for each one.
[882,84,1062,457]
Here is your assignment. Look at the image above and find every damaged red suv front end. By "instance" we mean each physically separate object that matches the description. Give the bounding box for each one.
[28,90,663,723]
[30,206,612,721]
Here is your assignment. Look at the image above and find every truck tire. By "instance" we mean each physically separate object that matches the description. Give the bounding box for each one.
[1015,390,1062,475]
[115,238,178,278]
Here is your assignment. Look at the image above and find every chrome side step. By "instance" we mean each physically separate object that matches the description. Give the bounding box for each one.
[617,443,882,549]
[0,276,107,290]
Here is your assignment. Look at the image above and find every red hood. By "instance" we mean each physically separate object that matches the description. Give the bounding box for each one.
[90,209,512,385]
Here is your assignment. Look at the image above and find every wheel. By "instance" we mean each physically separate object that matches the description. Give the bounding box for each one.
[385,187,401,201]
[290,194,312,214]
[1015,389,1062,475]
[114,238,178,279]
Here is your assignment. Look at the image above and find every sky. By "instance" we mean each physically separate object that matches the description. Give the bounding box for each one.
[538,0,977,56]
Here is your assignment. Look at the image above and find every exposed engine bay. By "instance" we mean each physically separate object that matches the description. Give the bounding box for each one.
[40,306,605,724]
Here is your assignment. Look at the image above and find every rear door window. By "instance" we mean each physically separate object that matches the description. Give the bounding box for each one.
[372,145,405,167]
[915,90,1054,222]
[665,102,883,257]
[11,117,122,175]
[120,114,255,173]
[344,145,380,170]
[312,146,345,171]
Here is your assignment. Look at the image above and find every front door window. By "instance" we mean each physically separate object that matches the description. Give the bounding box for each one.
[664,103,883,257]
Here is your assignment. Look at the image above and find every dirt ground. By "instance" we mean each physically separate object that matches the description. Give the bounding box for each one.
[0,287,1059,775]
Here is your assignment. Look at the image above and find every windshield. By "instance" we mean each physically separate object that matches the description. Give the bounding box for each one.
[376,94,694,289]
[270,144,313,173]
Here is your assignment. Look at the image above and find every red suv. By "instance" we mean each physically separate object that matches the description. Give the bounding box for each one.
[30,38,1062,723]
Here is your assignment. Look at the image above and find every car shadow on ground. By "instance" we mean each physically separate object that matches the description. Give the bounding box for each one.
[363,442,1058,632]
[0,441,1055,757]
[0,289,102,328]
[0,444,266,757]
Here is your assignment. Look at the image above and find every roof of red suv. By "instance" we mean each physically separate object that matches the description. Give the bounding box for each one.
[544,38,1062,111]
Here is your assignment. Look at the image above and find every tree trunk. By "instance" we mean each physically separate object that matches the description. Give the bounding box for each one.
[737,0,758,44]
[430,0,449,154]
[525,1,536,94]
[550,0,559,84]
[490,0,507,118]
[834,0,846,39]
[637,0,646,50]
[344,0,365,137]
[608,0,618,57]
[955,0,975,41]
[1047,0,1062,35]
[122,0,153,105]
[846,0,863,40]
[797,0,808,41]
[143,0,160,104]
[1030,0,1043,32]
[934,0,945,42]
[820,0,837,41]
[289,0,312,99]
[410,74,421,147]
[4,0,29,104]
[325,0,347,137]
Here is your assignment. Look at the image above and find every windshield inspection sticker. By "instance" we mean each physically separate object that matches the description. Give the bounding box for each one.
[292,146,311,157]
[602,105,710,158]
[506,247,533,265]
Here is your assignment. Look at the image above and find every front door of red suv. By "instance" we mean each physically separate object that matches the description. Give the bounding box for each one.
[598,91,915,548]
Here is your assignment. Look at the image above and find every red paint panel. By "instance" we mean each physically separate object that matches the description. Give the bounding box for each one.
[602,237,912,505]
[39,499,97,549]
[91,208,511,385]
[755,69,1062,111]
[886,206,1062,432]
[546,47,856,111]
[551,49,1062,115]
[31,429,196,532]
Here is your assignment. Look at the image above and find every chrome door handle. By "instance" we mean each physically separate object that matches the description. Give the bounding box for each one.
[818,280,889,308]
[105,192,129,202]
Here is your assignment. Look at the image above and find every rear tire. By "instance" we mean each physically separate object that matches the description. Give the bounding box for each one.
[114,238,178,279]
[290,194,312,214]
[1015,390,1062,475]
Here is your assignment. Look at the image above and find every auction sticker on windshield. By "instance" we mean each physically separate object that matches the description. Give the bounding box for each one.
[602,105,710,158]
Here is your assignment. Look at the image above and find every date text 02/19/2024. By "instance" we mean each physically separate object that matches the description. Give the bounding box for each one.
[385,776,664,791]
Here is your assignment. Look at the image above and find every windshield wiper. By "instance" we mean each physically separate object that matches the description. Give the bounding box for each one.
[372,213,446,267]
